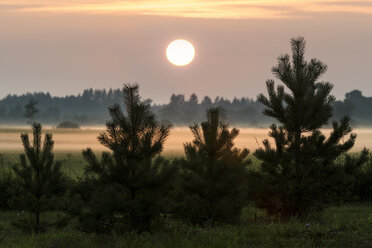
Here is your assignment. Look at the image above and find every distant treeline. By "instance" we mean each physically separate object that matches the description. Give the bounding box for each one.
[0,88,368,126]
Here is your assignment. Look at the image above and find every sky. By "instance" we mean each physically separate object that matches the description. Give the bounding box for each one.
[1,0,372,103]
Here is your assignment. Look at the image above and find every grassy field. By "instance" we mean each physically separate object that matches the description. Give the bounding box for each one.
[0,151,265,179]
[1,127,372,247]
[0,151,371,247]
[0,151,86,179]
[0,205,370,248]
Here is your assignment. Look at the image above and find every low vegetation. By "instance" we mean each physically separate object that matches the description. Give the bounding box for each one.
[0,205,370,248]
[57,121,80,129]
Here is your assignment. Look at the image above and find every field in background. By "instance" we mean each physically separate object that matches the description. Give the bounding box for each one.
[1,127,372,156]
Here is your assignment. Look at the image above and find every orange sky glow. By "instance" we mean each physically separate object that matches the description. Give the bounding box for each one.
[2,0,372,18]
[1,0,372,103]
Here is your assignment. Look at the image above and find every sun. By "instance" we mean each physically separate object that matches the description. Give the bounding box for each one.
[166,39,195,66]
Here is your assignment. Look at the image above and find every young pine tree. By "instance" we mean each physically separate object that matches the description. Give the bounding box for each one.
[74,84,175,233]
[252,37,356,218]
[174,108,250,224]
[10,123,68,232]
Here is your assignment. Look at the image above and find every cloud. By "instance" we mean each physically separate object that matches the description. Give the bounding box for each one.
[321,1,372,7]
[0,3,44,10]
[2,1,372,18]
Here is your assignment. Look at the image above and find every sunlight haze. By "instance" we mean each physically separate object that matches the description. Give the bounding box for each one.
[1,0,372,103]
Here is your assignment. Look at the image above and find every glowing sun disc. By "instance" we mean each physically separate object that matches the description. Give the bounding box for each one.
[166,39,195,66]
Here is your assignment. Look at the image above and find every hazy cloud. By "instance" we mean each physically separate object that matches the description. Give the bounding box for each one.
[0,3,43,10]
[321,1,372,7]
[1,1,372,19]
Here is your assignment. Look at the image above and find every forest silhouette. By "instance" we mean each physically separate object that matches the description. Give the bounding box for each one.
[1,86,369,127]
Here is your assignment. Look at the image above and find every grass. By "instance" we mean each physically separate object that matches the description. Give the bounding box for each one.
[0,151,370,247]
[0,151,263,179]
[0,152,87,179]
[0,205,370,247]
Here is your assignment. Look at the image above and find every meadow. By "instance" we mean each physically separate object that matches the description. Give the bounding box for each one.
[0,203,370,247]
[0,126,372,247]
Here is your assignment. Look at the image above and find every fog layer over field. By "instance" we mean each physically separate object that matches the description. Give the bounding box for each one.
[1,127,371,155]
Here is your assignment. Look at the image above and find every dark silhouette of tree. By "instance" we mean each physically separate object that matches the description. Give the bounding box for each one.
[342,90,372,125]
[201,96,213,109]
[0,105,6,120]
[9,123,68,232]
[41,106,61,122]
[253,37,356,218]
[24,98,38,123]
[8,104,23,121]
[74,84,175,232]
[158,94,186,124]
[184,93,202,123]
[174,108,250,224]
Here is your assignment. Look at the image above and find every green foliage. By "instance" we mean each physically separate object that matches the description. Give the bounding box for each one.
[358,159,372,202]
[174,108,250,224]
[253,37,357,218]
[0,161,13,210]
[9,123,69,232]
[73,84,175,233]
[337,150,372,202]
[330,149,369,202]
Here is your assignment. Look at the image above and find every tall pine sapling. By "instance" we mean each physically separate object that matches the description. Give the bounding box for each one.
[253,37,356,218]
[175,108,250,224]
[10,123,68,232]
[75,84,175,233]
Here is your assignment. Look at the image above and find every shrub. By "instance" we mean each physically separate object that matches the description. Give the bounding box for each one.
[57,121,80,129]
[338,150,372,202]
